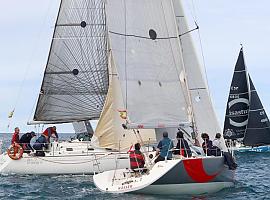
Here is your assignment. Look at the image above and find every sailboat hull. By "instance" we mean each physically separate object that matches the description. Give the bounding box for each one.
[93,156,235,195]
[235,145,270,153]
[0,141,131,175]
[0,153,129,175]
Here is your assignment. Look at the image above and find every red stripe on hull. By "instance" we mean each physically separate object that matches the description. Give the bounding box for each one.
[183,158,219,183]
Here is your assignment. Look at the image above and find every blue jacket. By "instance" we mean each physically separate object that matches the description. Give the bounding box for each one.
[157,138,174,159]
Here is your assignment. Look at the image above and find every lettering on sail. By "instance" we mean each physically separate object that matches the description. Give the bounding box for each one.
[261,118,268,123]
[229,109,248,116]
[230,94,240,99]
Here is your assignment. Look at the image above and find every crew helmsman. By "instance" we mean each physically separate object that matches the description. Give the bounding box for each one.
[129,143,145,172]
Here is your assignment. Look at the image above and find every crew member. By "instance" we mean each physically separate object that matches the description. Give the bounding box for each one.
[11,127,20,145]
[213,133,237,170]
[155,131,174,163]
[42,126,58,142]
[201,133,213,156]
[174,130,192,157]
[129,143,146,172]
[19,131,36,153]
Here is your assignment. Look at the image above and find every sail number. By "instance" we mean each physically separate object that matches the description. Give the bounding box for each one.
[231,86,239,91]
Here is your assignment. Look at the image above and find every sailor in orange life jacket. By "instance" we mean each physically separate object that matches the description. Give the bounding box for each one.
[129,143,146,172]
[42,126,58,142]
[11,127,20,145]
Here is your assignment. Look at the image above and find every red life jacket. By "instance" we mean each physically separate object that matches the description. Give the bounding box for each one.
[11,133,19,144]
[42,127,58,139]
[129,150,145,169]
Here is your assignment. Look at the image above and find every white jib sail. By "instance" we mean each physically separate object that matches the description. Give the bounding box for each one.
[105,0,191,129]
[91,52,156,150]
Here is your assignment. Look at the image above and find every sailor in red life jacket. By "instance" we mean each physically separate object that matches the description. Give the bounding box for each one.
[42,126,58,142]
[11,127,20,145]
[129,143,146,172]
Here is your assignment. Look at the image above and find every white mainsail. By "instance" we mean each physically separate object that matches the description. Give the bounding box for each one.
[33,0,109,123]
[172,0,221,141]
[106,0,191,129]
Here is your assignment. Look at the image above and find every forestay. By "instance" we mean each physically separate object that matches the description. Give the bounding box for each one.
[223,48,249,140]
[106,0,191,129]
[92,54,156,150]
[172,0,221,141]
[33,0,109,123]
[244,77,270,146]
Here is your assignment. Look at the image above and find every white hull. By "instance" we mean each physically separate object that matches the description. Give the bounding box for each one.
[0,141,130,175]
[94,157,234,195]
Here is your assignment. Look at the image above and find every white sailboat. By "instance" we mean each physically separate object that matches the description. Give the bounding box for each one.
[93,0,234,195]
[0,0,156,175]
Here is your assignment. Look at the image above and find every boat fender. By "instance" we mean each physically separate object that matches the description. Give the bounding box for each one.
[7,143,24,160]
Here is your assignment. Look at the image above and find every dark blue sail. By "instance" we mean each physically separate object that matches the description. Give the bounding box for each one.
[223,48,249,139]
[243,77,270,146]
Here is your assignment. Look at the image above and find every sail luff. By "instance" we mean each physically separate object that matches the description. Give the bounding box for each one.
[172,0,221,142]
[33,0,109,123]
[32,0,63,122]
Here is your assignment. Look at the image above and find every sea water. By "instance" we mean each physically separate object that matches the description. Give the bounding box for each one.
[0,133,269,199]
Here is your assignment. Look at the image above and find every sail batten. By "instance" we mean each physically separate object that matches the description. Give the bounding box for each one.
[33,0,109,123]
[105,0,191,128]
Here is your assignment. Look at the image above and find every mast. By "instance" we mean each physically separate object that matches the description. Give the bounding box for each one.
[223,47,250,140]
[172,0,221,142]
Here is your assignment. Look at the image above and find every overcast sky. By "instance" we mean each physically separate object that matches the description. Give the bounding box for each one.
[0,0,270,134]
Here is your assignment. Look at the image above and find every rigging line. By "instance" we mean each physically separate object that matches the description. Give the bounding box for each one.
[179,24,199,37]
[34,152,116,164]
[46,52,105,108]
[8,0,55,125]
[40,86,103,113]
[167,0,196,126]
[77,10,108,104]
[109,31,178,40]
[43,99,101,113]
[40,109,99,117]
[58,33,105,106]
[43,95,102,112]
[58,5,106,105]
[84,0,108,97]
[191,0,199,22]
[124,0,128,113]
[41,84,104,114]
[50,38,105,106]
[75,0,103,88]
[32,0,63,122]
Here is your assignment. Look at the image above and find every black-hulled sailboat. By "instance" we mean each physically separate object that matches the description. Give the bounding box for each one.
[223,47,270,152]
